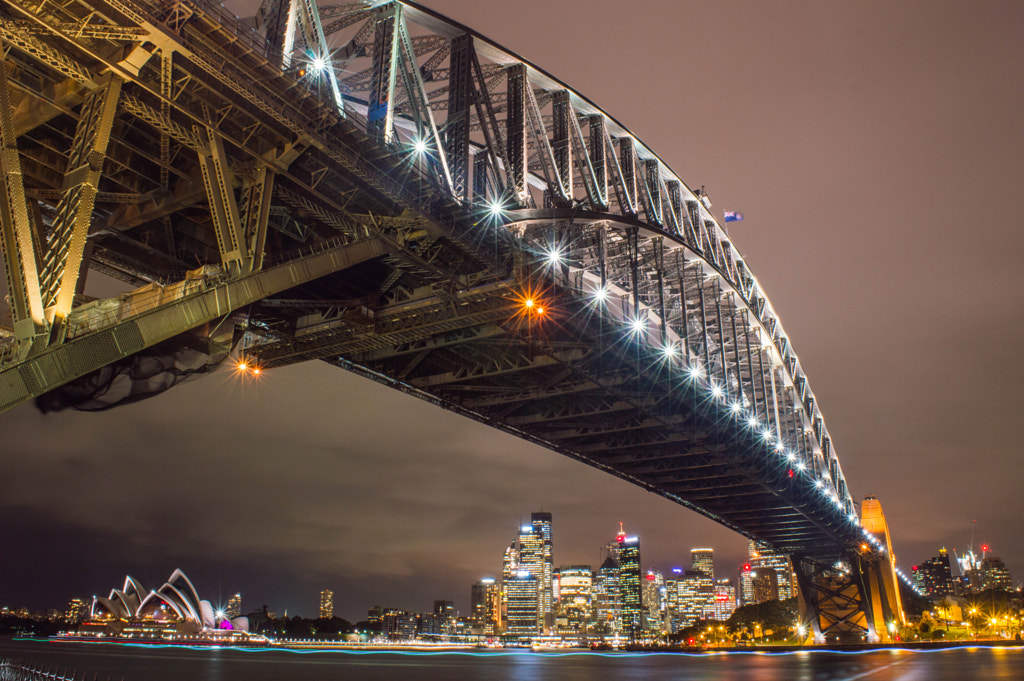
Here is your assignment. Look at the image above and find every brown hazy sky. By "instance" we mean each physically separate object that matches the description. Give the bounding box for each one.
[2,0,1023,620]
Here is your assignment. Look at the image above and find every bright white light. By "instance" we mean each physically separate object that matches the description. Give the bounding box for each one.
[688,365,703,380]
[216,610,225,619]
[848,513,858,522]
[630,317,646,335]
[661,343,678,360]
[488,201,503,216]
[795,461,806,471]
[413,138,428,154]
[710,384,723,399]
[815,478,824,488]
[747,416,759,428]
[593,285,609,302]
[312,55,327,72]
[761,428,773,441]
[786,451,796,462]
[546,247,564,265]
[730,402,742,414]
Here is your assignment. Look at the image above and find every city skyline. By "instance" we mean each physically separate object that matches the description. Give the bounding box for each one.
[2,0,1023,624]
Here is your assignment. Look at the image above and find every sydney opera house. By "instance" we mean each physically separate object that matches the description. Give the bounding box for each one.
[83,569,249,638]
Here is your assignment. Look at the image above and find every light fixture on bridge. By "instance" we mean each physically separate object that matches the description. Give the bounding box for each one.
[412,137,428,155]
[661,343,678,361]
[487,200,504,217]
[629,317,646,335]
[687,364,703,380]
[794,461,806,471]
[710,383,723,399]
[545,247,564,266]
[592,285,609,302]
[311,54,328,73]
[730,401,742,414]
[746,416,759,428]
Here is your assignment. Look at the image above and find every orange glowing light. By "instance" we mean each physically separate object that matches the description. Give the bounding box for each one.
[536,307,544,315]
[253,368,261,375]
[524,298,535,309]
[237,362,248,371]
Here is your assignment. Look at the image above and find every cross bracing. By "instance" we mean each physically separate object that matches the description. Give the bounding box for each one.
[0,0,886,575]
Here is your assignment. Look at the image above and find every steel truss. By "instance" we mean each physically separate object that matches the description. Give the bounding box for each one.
[0,0,889,594]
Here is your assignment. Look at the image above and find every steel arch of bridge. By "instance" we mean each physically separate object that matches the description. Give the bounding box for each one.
[0,0,908,640]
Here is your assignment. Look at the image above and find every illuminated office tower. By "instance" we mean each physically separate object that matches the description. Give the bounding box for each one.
[501,538,519,630]
[516,521,547,632]
[555,566,592,634]
[919,548,954,597]
[618,533,643,636]
[471,578,500,633]
[642,571,666,633]
[980,556,1012,592]
[751,569,778,604]
[676,571,705,626]
[505,572,540,635]
[319,589,334,619]
[593,555,621,634]
[64,597,87,624]
[531,512,554,631]
[711,579,736,621]
[226,593,242,619]
[748,540,796,600]
[739,564,755,604]
[691,548,714,579]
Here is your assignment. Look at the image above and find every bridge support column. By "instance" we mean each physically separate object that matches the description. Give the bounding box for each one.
[795,496,906,645]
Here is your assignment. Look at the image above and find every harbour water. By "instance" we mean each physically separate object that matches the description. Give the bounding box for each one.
[3,638,1024,680]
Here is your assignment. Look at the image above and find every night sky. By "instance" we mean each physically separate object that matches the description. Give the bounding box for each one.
[2,0,1023,622]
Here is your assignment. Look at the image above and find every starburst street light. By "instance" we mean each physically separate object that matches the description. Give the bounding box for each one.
[412,137,428,154]
[545,247,564,265]
[592,285,609,302]
[488,200,504,217]
[630,317,646,335]
[311,55,328,73]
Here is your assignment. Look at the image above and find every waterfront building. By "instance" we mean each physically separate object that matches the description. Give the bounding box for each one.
[676,570,708,627]
[225,593,242,619]
[64,597,87,624]
[434,600,455,634]
[618,533,643,636]
[319,589,334,619]
[911,565,926,594]
[470,578,500,634]
[381,608,417,640]
[554,565,592,635]
[505,572,540,635]
[85,570,249,637]
[531,512,554,631]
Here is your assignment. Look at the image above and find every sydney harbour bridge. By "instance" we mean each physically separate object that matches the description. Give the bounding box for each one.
[0,0,913,642]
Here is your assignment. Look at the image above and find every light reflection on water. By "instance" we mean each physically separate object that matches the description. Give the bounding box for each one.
[2,638,1023,681]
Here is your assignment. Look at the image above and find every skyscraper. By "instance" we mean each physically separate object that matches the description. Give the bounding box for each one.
[555,566,593,635]
[531,512,554,632]
[919,549,954,598]
[748,540,797,600]
[319,589,334,619]
[471,578,500,634]
[505,572,540,635]
[691,548,714,580]
[592,555,621,634]
[516,522,545,632]
[618,532,643,636]
[642,571,666,633]
[712,579,737,621]
[980,556,1012,592]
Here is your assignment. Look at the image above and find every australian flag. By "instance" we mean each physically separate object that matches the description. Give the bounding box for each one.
[724,211,744,223]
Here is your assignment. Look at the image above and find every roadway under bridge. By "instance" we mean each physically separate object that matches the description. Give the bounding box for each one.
[0,0,911,642]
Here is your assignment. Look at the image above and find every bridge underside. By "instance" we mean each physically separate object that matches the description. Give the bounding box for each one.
[0,0,883,573]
